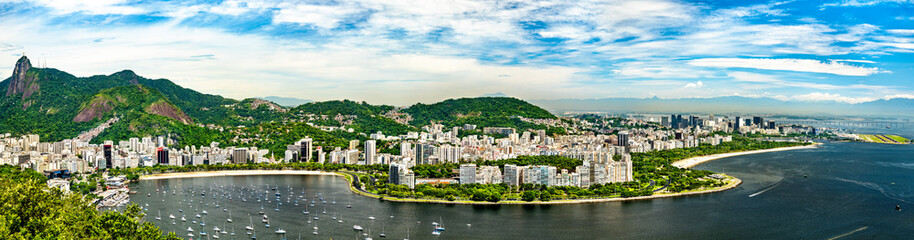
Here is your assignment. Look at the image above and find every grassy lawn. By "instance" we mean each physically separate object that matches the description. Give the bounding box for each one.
[859,134,909,144]
[859,134,882,143]
[887,135,910,143]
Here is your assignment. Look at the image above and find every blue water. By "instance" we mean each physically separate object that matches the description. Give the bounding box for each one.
[129,139,914,239]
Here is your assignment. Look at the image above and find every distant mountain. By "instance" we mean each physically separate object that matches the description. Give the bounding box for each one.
[530,96,914,118]
[258,96,313,107]
[292,99,393,117]
[0,56,562,146]
[403,97,557,131]
[480,92,510,98]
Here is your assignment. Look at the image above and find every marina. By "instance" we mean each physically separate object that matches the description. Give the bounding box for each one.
[126,141,914,239]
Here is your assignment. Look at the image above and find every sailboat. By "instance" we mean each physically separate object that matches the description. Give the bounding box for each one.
[380,226,387,238]
[227,211,233,223]
[435,217,445,231]
[404,227,409,240]
[246,215,255,231]
[155,211,161,221]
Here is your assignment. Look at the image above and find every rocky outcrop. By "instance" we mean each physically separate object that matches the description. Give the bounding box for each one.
[145,101,193,124]
[6,56,38,99]
[250,98,288,112]
[73,97,113,122]
[112,70,141,85]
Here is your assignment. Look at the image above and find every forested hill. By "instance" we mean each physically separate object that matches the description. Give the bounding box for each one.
[0,56,564,148]
[292,99,394,117]
[0,56,248,141]
[403,97,557,130]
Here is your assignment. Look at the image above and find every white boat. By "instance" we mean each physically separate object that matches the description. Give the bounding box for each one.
[155,211,161,221]
[169,214,175,219]
[275,228,286,234]
[353,225,363,231]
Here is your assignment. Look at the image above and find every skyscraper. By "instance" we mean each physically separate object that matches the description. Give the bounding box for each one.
[753,116,763,126]
[459,164,477,184]
[415,143,431,165]
[661,116,670,127]
[388,163,400,185]
[299,138,312,162]
[156,147,168,165]
[364,140,376,165]
[232,148,248,164]
[103,144,113,169]
[617,131,630,147]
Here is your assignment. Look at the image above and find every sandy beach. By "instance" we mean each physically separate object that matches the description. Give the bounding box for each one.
[672,143,822,169]
[139,170,339,180]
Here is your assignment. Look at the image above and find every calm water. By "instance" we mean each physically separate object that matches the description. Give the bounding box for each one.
[129,141,914,240]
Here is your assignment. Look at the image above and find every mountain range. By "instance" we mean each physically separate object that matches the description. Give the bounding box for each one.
[0,56,556,152]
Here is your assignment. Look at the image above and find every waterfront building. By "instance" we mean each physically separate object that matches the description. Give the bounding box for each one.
[503,164,521,186]
[459,164,477,184]
[232,148,248,164]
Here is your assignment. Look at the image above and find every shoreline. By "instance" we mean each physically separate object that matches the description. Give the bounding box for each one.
[139,170,338,180]
[671,143,822,169]
[345,174,743,205]
[135,143,818,204]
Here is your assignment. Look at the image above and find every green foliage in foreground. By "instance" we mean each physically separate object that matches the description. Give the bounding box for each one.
[0,165,180,240]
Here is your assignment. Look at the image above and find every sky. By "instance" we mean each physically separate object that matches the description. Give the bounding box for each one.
[0,0,912,106]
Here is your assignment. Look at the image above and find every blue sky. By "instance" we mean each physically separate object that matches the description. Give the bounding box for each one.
[0,0,912,105]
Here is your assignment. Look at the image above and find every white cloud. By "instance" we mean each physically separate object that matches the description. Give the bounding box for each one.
[272,3,361,29]
[886,29,914,35]
[822,0,914,7]
[790,92,876,104]
[689,58,886,76]
[32,0,146,15]
[684,81,704,88]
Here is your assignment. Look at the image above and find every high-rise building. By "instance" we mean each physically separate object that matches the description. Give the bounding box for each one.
[156,147,169,165]
[388,163,400,185]
[299,138,312,162]
[459,164,477,184]
[503,164,521,186]
[364,140,376,165]
[617,132,630,147]
[232,148,248,164]
[753,116,763,126]
[400,142,411,159]
[661,116,670,127]
[734,116,742,130]
[103,144,113,169]
[415,143,431,165]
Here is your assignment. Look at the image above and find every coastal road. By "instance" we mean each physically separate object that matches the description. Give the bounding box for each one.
[341,172,375,196]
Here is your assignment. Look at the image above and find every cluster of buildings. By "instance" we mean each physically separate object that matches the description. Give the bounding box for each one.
[0,133,277,176]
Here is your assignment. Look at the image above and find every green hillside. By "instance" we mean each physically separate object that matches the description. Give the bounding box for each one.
[0,56,564,151]
[403,97,557,131]
[292,99,393,116]
[292,100,416,135]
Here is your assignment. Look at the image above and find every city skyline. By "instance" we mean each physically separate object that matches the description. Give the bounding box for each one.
[1,0,913,105]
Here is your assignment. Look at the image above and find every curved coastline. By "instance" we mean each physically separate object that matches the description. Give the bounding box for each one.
[136,144,820,204]
[672,143,823,169]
